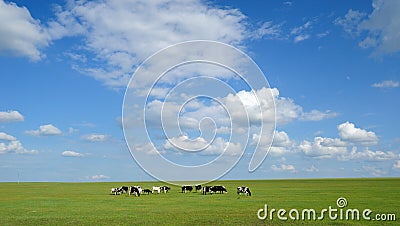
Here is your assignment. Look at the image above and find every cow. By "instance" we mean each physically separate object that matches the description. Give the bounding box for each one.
[195,185,202,192]
[181,185,193,193]
[118,186,129,194]
[237,186,251,196]
[111,187,120,195]
[129,186,140,196]
[142,188,153,194]
[160,186,170,193]
[210,185,227,194]
[202,186,212,195]
[152,186,162,194]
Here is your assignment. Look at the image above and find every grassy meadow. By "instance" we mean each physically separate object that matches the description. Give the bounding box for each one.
[0,178,399,225]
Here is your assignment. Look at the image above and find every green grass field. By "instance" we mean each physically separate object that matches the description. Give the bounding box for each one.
[0,178,399,225]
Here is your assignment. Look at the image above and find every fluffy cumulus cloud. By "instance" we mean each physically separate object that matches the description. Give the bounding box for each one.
[164,135,242,156]
[264,130,293,156]
[223,87,337,126]
[0,110,24,122]
[342,147,398,161]
[61,150,84,157]
[336,0,400,55]
[0,0,50,61]
[135,86,337,159]
[298,122,396,162]
[337,122,378,146]
[47,0,279,87]
[82,134,109,142]
[26,124,62,136]
[0,139,37,154]
[299,137,348,159]
[371,80,399,89]
[0,132,16,141]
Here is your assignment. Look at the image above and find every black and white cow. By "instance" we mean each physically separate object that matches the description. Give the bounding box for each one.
[202,186,212,195]
[111,187,120,195]
[118,186,129,194]
[160,186,170,193]
[129,186,141,196]
[210,185,227,194]
[195,185,202,192]
[181,185,193,193]
[237,186,251,196]
[142,188,153,194]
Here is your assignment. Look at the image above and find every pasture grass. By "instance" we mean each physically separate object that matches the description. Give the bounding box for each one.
[0,178,399,225]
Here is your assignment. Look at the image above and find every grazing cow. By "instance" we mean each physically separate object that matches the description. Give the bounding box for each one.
[129,186,140,196]
[181,185,193,193]
[152,186,162,194]
[134,186,142,194]
[142,188,153,194]
[237,186,251,196]
[210,185,227,194]
[195,185,202,192]
[111,187,120,195]
[160,186,170,193]
[202,186,212,195]
[118,186,129,194]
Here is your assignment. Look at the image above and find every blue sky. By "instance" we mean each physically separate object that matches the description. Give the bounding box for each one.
[1,0,399,182]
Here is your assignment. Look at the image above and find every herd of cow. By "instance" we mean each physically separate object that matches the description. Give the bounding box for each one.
[110,185,251,196]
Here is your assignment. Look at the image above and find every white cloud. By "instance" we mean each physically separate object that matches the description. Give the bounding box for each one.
[261,130,293,156]
[336,0,400,55]
[253,21,283,40]
[134,142,166,156]
[334,9,366,36]
[271,164,296,173]
[338,122,378,146]
[283,1,293,6]
[0,132,16,141]
[0,0,50,61]
[291,21,312,34]
[359,0,400,54]
[294,34,310,43]
[291,21,312,43]
[91,174,110,180]
[301,110,338,121]
[61,150,84,157]
[26,124,62,136]
[83,134,109,142]
[272,131,292,147]
[393,160,400,169]
[49,0,277,87]
[0,110,24,122]
[0,140,38,154]
[371,80,399,89]
[341,147,398,161]
[139,87,336,161]
[299,137,348,159]
[164,135,242,156]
